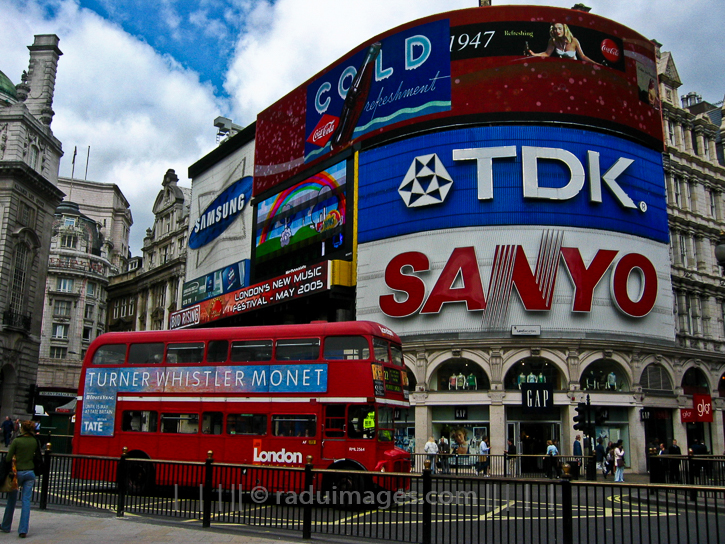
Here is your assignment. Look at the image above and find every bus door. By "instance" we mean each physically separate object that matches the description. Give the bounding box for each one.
[322,404,347,461]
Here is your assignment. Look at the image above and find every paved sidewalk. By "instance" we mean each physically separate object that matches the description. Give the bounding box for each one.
[3,509,304,543]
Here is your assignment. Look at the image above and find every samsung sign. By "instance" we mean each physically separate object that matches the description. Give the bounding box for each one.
[189,176,253,249]
[357,126,668,245]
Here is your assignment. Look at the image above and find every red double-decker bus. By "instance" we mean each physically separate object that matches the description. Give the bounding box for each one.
[73,321,410,493]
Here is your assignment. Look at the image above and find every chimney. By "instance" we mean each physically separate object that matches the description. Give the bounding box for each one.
[24,35,62,126]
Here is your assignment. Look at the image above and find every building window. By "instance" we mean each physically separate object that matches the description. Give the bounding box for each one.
[19,202,35,228]
[161,245,170,264]
[679,234,687,260]
[84,304,94,319]
[128,298,135,316]
[87,282,96,297]
[668,122,676,145]
[121,298,128,317]
[64,217,76,227]
[57,277,74,292]
[178,236,185,251]
[52,323,69,339]
[9,244,29,315]
[60,235,77,249]
[113,300,119,320]
[710,191,718,218]
[692,236,698,264]
[28,145,39,170]
[54,300,72,317]
[50,346,67,359]
[674,178,681,207]
[83,327,92,342]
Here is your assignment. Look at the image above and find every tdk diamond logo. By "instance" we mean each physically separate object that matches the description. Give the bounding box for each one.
[398,154,453,208]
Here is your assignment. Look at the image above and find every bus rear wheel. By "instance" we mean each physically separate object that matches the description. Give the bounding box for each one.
[125,459,155,495]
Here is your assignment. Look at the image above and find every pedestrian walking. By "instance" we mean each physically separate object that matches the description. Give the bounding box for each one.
[1,417,14,447]
[438,435,450,474]
[614,439,625,482]
[1,420,41,537]
[424,436,439,474]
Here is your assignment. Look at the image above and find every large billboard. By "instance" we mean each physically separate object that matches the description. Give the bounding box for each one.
[254,5,662,195]
[187,139,255,282]
[357,126,668,244]
[355,126,673,340]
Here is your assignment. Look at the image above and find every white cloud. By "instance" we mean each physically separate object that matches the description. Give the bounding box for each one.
[224,0,473,125]
[1,0,221,255]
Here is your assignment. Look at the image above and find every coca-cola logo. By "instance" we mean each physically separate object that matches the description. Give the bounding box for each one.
[307,114,339,147]
[600,39,620,63]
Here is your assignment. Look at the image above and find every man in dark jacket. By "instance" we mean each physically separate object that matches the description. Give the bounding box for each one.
[668,439,682,483]
[1,417,13,447]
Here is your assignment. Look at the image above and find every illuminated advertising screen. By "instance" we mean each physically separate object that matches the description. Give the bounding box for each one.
[253,160,348,273]
[254,5,662,195]
[356,125,668,245]
[181,259,250,308]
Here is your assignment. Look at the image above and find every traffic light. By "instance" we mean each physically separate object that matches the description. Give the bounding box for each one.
[573,402,587,431]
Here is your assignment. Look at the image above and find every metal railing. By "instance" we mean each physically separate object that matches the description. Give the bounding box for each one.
[411,453,588,479]
[649,454,725,486]
[3,447,725,544]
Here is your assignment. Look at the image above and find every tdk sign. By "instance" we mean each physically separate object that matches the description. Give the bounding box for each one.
[452,146,639,210]
[358,125,668,245]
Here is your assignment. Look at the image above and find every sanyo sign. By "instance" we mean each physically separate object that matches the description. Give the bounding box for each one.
[452,146,642,211]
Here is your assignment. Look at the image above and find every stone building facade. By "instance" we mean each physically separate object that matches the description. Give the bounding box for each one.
[107,169,190,332]
[37,179,131,393]
[0,35,65,418]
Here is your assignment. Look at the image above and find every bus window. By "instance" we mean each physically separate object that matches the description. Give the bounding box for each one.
[323,336,370,360]
[160,413,199,434]
[121,410,157,432]
[391,344,403,366]
[348,405,376,439]
[202,412,223,435]
[272,415,316,437]
[227,414,267,435]
[129,343,164,365]
[324,404,346,437]
[230,340,272,362]
[206,340,228,363]
[377,406,394,442]
[373,338,389,363]
[167,342,204,364]
[276,339,320,361]
[92,344,126,365]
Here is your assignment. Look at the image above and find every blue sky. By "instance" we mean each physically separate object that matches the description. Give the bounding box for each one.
[1,0,723,254]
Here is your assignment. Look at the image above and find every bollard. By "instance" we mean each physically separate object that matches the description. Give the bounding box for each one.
[39,443,52,510]
[202,451,214,527]
[116,447,128,517]
[422,459,432,544]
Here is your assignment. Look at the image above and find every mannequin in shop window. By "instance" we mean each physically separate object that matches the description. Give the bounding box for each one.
[586,370,597,390]
[518,372,526,389]
[538,372,546,383]
[527,371,537,383]
[467,373,477,390]
[449,374,458,390]
[606,371,617,390]
[457,372,466,390]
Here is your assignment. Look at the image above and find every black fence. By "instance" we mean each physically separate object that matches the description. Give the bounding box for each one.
[3,447,725,544]
[412,453,587,479]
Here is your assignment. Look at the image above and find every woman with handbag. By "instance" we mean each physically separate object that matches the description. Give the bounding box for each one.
[613,439,625,483]
[1,420,41,537]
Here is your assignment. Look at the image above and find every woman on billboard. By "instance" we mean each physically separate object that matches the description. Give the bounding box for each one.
[528,23,599,64]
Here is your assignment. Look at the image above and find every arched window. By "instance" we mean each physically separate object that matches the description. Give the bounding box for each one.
[431,358,489,392]
[580,360,629,392]
[640,364,673,394]
[504,358,560,390]
[718,374,725,398]
[682,367,709,396]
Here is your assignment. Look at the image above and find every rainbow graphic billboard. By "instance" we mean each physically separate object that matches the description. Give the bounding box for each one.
[254,160,346,265]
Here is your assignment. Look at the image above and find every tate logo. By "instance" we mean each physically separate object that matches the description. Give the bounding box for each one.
[398,154,453,208]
